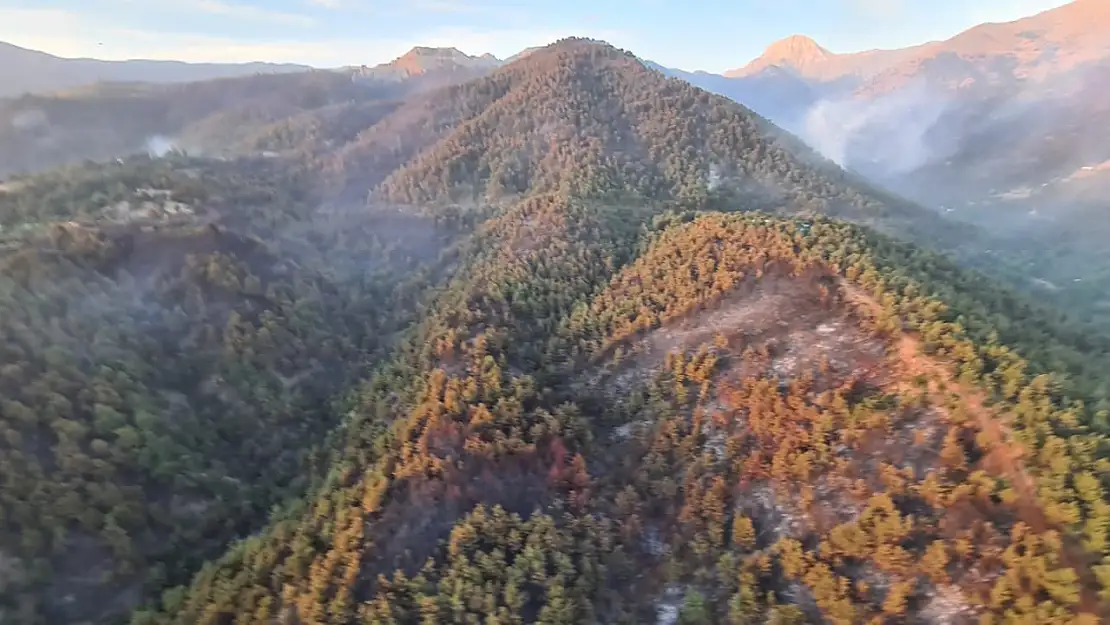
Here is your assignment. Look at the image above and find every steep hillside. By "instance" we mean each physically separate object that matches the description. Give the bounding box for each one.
[0,155,470,624]
[0,41,307,99]
[4,38,1110,625]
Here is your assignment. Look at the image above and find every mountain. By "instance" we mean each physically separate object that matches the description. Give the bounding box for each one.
[138,202,1110,625]
[0,72,404,178]
[0,39,961,240]
[135,40,1110,625]
[0,41,308,99]
[351,46,503,87]
[835,0,1106,187]
[803,0,1110,172]
[819,0,1110,325]
[2,37,1109,625]
[725,34,915,85]
[0,71,378,177]
[650,36,918,145]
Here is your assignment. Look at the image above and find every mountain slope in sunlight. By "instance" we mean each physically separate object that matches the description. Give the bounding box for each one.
[723,0,1110,94]
[725,34,916,85]
[353,46,502,82]
[662,0,1110,325]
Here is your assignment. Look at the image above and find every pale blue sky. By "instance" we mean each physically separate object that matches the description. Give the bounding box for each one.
[0,0,1074,72]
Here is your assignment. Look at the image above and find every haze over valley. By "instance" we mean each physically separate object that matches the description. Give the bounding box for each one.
[2,2,1110,624]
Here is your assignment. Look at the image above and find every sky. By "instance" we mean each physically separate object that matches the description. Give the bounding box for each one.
[0,0,1076,73]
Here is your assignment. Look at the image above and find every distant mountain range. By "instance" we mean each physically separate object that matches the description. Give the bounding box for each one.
[0,41,310,98]
[352,46,501,79]
[725,0,1110,94]
[0,41,527,101]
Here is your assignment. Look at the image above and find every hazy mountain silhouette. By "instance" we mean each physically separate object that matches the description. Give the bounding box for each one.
[0,41,309,98]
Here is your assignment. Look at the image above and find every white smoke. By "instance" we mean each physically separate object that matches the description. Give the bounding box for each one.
[145,135,178,158]
[11,109,49,132]
[801,79,954,174]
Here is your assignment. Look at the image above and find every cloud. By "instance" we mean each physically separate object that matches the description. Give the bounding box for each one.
[182,0,316,26]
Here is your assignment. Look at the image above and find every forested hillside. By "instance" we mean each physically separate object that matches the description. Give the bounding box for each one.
[2,38,1109,624]
[0,155,474,623]
[371,41,964,243]
[131,203,1110,624]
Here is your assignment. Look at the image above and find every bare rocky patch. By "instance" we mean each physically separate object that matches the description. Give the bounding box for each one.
[587,271,871,401]
[920,584,976,625]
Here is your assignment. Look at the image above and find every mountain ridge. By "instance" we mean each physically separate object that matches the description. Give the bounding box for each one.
[724,34,916,83]
[354,45,503,80]
[723,0,1110,91]
[0,41,311,99]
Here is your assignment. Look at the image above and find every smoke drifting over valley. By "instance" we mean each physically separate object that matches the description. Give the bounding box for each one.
[801,79,955,173]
